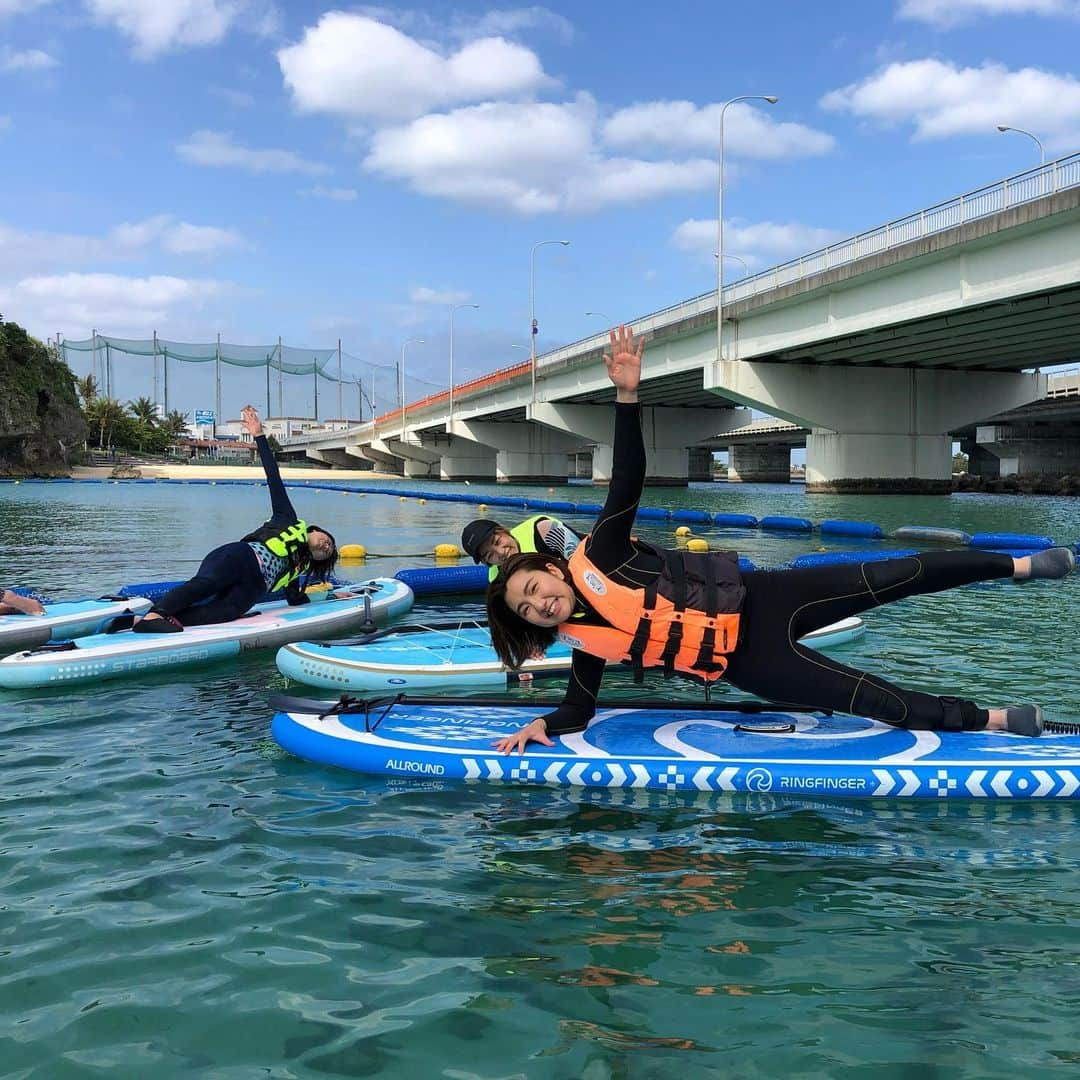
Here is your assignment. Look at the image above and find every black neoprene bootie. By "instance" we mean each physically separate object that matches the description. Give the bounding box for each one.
[1004,706,1044,738]
[104,614,136,633]
[1024,547,1075,580]
[132,614,184,634]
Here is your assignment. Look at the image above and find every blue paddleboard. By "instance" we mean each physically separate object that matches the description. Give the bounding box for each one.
[0,580,413,689]
[0,596,153,653]
[277,616,866,694]
[271,698,1080,800]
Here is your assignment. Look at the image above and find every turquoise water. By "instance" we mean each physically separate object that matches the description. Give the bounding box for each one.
[2,478,1079,1077]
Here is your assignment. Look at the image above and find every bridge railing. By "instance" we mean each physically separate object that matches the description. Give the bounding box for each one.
[535,151,1080,372]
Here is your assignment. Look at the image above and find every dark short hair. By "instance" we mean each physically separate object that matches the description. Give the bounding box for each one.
[486,551,570,669]
[305,525,339,582]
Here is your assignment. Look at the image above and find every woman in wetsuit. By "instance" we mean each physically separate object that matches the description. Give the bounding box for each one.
[486,326,1075,753]
[130,405,338,632]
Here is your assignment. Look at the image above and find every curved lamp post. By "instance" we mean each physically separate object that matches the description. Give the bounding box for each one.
[996,124,1045,165]
[717,94,778,362]
[448,303,479,425]
[530,239,570,400]
[400,337,425,442]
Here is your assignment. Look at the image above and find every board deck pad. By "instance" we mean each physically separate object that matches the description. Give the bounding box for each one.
[271,700,1080,800]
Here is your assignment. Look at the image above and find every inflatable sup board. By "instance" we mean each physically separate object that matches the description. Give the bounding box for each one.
[276,616,866,694]
[0,596,153,653]
[0,580,413,689]
[270,695,1080,800]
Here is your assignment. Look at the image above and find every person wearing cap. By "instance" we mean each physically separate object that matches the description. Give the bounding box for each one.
[462,515,582,582]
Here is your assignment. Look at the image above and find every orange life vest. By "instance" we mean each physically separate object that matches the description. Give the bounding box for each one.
[556,540,745,682]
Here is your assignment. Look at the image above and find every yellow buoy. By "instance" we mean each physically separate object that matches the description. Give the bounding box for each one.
[674,525,691,537]
[339,543,367,559]
[399,495,407,502]
[478,503,488,512]
[434,543,461,559]
[687,537,710,553]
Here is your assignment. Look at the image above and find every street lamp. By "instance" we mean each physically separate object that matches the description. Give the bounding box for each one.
[715,253,749,277]
[996,124,1045,165]
[400,337,425,442]
[449,302,479,425]
[585,311,611,328]
[717,94,778,363]
[530,239,570,400]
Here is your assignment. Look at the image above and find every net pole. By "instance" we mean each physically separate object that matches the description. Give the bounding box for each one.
[215,333,222,439]
[277,336,283,419]
[105,341,112,399]
[265,354,271,416]
[152,331,159,411]
[163,347,169,415]
[337,339,343,421]
[91,328,98,393]
[313,361,319,422]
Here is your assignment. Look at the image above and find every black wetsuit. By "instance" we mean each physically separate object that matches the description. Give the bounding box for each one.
[539,403,1013,735]
[152,435,309,626]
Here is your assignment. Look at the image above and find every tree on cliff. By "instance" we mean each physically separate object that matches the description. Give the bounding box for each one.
[0,320,88,475]
[76,374,98,406]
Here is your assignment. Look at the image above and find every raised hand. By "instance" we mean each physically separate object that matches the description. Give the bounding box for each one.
[241,404,263,437]
[603,325,643,402]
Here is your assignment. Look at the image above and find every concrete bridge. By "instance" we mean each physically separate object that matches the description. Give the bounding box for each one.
[284,154,1080,492]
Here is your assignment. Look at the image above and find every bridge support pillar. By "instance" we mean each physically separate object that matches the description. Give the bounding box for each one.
[728,443,790,483]
[437,436,497,481]
[448,419,584,483]
[385,437,442,479]
[711,360,1045,494]
[530,403,748,486]
[306,447,357,469]
[968,422,1080,478]
[351,439,404,475]
[688,446,715,482]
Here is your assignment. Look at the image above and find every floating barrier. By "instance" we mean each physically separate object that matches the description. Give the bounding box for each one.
[759,515,814,532]
[713,513,758,528]
[819,520,884,540]
[395,565,489,596]
[671,509,713,524]
[970,532,1055,551]
[894,525,972,545]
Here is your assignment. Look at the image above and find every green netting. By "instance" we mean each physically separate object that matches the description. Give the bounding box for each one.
[60,335,446,417]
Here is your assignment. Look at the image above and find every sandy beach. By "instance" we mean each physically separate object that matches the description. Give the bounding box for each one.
[69,463,404,482]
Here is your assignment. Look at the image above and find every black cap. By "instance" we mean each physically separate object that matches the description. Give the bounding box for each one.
[462,519,499,563]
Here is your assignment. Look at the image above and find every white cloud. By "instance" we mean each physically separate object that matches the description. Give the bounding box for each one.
[463,6,573,42]
[278,12,552,122]
[898,0,1078,26]
[0,47,58,72]
[0,272,227,335]
[84,0,280,59]
[821,59,1080,147]
[409,286,471,305]
[365,95,714,214]
[603,100,835,159]
[672,218,846,266]
[176,129,330,175]
[0,215,245,276]
[305,185,358,202]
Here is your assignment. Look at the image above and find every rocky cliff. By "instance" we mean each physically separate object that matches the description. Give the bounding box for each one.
[0,320,88,476]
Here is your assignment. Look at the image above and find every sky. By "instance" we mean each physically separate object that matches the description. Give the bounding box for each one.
[1,0,1077,420]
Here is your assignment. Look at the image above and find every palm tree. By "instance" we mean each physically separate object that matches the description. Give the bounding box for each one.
[127,396,159,426]
[86,397,127,449]
[160,409,190,440]
[76,374,98,406]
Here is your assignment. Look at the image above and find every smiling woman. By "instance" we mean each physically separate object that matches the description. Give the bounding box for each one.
[485,326,1075,755]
